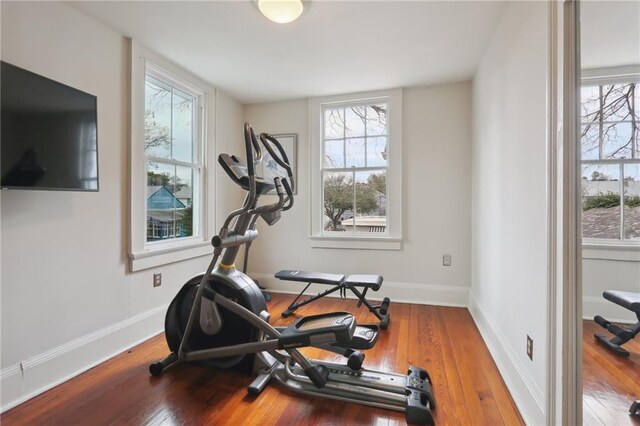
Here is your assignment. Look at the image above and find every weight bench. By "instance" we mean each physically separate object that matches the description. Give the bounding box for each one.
[275,270,391,329]
[594,290,640,357]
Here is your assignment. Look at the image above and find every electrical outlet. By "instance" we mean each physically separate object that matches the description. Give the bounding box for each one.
[443,254,452,266]
[153,273,162,287]
[527,335,533,360]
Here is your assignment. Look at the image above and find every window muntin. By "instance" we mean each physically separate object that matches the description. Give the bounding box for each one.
[144,71,202,244]
[321,102,388,235]
[581,81,640,241]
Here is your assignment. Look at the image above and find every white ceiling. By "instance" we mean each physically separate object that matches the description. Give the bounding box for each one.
[71,1,507,104]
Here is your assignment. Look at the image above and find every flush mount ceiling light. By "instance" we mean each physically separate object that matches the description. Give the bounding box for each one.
[258,0,304,24]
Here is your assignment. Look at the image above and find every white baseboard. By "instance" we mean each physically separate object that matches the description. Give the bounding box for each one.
[582,296,637,324]
[468,290,545,426]
[251,272,470,308]
[1,304,167,413]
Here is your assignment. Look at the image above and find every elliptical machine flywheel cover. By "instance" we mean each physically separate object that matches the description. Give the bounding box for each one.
[164,273,267,370]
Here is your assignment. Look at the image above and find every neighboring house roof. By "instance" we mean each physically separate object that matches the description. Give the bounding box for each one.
[147,186,186,210]
[175,186,193,201]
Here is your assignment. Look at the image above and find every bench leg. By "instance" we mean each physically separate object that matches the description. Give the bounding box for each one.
[282,284,343,318]
[594,319,640,357]
[348,286,391,329]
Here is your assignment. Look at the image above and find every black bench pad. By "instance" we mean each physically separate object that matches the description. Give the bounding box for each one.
[604,290,640,314]
[345,274,383,291]
[275,270,345,285]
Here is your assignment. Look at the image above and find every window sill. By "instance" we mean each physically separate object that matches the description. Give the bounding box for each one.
[310,235,402,250]
[582,240,640,261]
[129,240,212,272]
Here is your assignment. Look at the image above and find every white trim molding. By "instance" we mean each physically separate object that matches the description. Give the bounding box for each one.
[583,243,640,262]
[308,89,403,250]
[469,291,545,426]
[581,64,640,85]
[252,272,469,308]
[0,305,167,412]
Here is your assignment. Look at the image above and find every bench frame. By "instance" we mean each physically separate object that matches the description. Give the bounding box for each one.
[276,271,390,329]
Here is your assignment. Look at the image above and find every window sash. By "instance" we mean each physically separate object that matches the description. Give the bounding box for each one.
[143,68,203,246]
[581,159,640,241]
[320,100,390,237]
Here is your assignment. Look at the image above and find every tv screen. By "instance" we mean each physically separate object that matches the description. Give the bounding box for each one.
[1,61,98,191]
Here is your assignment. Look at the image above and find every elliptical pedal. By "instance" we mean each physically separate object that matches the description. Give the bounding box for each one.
[278,312,356,349]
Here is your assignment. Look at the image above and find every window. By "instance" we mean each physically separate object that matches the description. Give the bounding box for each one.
[310,90,402,250]
[580,75,640,243]
[130,43,214,271]
[145,74,200,243]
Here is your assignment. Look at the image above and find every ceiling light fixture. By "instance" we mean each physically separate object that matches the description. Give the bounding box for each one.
[258,0,303,24]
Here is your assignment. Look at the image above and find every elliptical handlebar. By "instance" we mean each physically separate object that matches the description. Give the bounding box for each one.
[258,132,295,210]
[259,133,294,191]
[249,126,263,164]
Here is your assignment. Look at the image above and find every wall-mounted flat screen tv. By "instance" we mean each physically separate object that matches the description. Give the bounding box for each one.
[1,61,99,191]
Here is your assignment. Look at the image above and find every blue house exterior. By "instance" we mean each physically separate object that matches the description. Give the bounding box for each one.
[146,186,189,241]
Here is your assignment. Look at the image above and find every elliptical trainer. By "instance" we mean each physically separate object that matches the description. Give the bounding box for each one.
[149,123,436,425]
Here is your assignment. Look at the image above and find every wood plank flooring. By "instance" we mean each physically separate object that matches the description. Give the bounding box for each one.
[2,294,523,426]
[583,319,640,426]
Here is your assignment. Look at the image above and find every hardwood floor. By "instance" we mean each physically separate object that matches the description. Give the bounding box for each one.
[583,320,640,426]
[2,294,523,426]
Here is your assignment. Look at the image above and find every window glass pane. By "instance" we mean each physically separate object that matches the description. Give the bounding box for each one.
[145,78,171,158]
[602,122,633,159]
[624,164,640,240]
[581,163,621,239]
[580,124,600,160]
[367,136,388,166]
[354,170,387,233]
[602,84,633,122]
[147,161,178,242]
[581,85,600,123]
[323,171,353,232]
[324,108,344,139]
[175,166,195,238]
[366,104,388,136]
[324,139,344,168]
[345,106,365,137]
[172,90,194,163]
[345,138,366,168]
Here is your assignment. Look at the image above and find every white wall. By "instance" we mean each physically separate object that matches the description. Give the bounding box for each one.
[244,82,472,307]
[579,0,640,324]
[0,1,243,410]
[470,2,549,425]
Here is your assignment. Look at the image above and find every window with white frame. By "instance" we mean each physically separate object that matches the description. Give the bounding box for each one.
[129,43,213,271]
[310,90,402,249]
[144,73,201,243]
[581,77,640,242]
